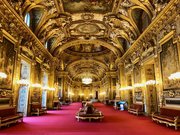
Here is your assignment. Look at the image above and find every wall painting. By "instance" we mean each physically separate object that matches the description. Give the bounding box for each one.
[0,38,16,90]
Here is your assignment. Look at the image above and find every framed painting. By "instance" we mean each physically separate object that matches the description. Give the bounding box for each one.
[0,38,16,90]
[62,0,115,13]
[135,90,143,103]
[31,88,41,103]
[160,39,179,89]
[133,63,141,84]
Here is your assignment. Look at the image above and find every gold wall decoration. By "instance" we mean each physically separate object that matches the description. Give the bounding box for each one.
[0,38,16,90]
[133,63,141,84]
[134,91,143,103]
[160,39,179,89]
[62,0,115,13]
[31,87,41,103]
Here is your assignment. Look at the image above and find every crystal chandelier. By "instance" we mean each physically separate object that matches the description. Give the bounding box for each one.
[82,77,92,84]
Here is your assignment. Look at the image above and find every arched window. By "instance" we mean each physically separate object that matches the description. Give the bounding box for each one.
[45,37,56,51]
[24,13,30,27]
[45,41,48,49]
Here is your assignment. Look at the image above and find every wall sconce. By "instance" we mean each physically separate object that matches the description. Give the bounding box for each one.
[134,83,144,88]
[42,86,55,91]
[145,80,156,85]
[79,93,84,96]
[89,93,93,96]
[120,86,133,91]
[168,72,180,80]
[69,92,74,96]
[49,88,55,91]
[17,79,30,85]
[0,72,7,78]
[42,86,50,90]
[100,92,106,95]
[31,83,42,88]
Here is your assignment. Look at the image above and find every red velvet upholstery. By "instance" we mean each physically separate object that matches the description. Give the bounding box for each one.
[130,104,143,111]
[0,107,16,117]
[152,107,180,130]
[0,107,23,128]
[128,103,144,115]
[160,108,180,117]
[31,103,47,116]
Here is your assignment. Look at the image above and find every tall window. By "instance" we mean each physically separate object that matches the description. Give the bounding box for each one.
[24,13,30,27]
[45,41,48,49]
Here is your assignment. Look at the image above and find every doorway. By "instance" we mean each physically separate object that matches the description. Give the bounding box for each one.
[95,91,98,99]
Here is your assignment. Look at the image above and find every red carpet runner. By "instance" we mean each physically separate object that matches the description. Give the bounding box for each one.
[0,102,179,135]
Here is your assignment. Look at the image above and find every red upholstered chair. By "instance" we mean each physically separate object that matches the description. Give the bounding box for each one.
[0,107,23,128]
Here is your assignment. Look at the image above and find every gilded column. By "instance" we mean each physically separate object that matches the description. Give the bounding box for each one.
[13,37,22,107]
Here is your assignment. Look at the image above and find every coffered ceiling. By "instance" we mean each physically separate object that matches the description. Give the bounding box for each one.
[21,0,155,84]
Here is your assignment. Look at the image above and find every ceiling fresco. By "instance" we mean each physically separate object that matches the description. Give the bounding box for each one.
[62,0,115,13]
[67,45,107,53]
[18,0,157,84]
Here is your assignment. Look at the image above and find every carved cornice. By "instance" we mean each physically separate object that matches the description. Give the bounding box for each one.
[159,30,175,46]
[52,39,121,57]
[120,0,179,63]
[0,0,53,61]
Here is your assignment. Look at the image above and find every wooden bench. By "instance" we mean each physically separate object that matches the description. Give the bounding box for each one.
[0,107,23,128]
[128,103,144,115]
[31,103,47,116]
[152,107,180,130]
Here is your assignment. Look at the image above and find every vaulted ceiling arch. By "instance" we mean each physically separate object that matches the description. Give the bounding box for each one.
[52,39,122,57]
[73,73,100,82]
[10,0,165,85]
[129,6,153,33]
[22,1,46,16]
[66,59,108,71]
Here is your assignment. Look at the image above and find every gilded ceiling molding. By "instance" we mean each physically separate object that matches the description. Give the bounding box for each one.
[74,73,100,81]
[66,59,108,71]
[52,39,122,57]
[107,14,138,37]
[129,5,153,19]
[36,14,70,37]
[120,0,179,63]
[37,14,60,36]
[1,29,18,45]
[0,0,54,61]
[63,47,110,57]
[54,0,65,13]
[159,30,175,46]
[37,13,70,42]
[22,0,44,12]
[23,4,45,15]
[128,5,153,33]
[119,14,139,36]
[34,10,49,35]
